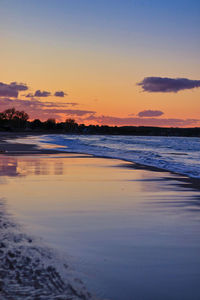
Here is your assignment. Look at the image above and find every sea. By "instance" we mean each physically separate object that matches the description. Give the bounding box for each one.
[25,134,200,179]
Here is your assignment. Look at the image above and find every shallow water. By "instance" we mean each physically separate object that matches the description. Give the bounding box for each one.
[15,134,200,178]
[0,154,200,299]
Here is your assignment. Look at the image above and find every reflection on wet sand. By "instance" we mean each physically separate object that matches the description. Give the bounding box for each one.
[0,154,93,177]
[0,154,200,300]
[0,157,19,177]
[1,154,200,220]
[0,155,65,177]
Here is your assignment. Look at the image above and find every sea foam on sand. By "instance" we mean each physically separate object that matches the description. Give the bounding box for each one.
[0,199,99,300]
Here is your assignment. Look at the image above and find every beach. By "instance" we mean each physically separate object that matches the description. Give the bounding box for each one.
[0,133,63,154]
[0,134,200,300]
[0,134,98,300]
[1,0,199,298]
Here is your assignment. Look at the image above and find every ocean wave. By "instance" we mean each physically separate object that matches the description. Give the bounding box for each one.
[37,135,200,179]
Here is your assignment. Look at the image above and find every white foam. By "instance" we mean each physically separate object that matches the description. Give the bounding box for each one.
[24,135,200,178]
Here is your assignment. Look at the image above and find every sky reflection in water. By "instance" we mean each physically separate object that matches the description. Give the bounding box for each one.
[0,154,200,300]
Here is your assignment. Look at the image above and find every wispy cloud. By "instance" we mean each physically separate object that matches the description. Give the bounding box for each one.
[0,98,91,121]
[85,114,199,127]
[0,82,28,98]
[44,109,94,116]
[138,77,200,93]
[138,110,164,117]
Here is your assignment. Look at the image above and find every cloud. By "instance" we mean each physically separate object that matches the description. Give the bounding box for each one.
[41,108,95,117]
[26,90,67,98]
[25,93,34,98]
[138,77,200,93]
[85,114,199,127]
[54,91,67,97]
[0,96,198,126]
[0,97,92,121]
[138,110,164,117]
[0,82,28,98]
[43,109,95,116]
[9,82,28,91]
[34,90,51,97]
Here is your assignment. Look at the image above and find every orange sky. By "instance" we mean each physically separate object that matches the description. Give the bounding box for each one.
[0,1,200,127]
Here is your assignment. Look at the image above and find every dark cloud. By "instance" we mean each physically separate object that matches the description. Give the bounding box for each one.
[85,114,199,127]
[0,82,28,98]
[10,82,28,91]
[54,91,67,97]
[0,97,92,121]
[34,90,51,97]
[25,93,34,98]
[138,77,200,93]
[138,110,164,117]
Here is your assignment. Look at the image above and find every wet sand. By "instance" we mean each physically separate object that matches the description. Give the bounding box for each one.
[0,134,98,299]
[0,132,62,154]
[0,200,94,300]
[0,133,200,299]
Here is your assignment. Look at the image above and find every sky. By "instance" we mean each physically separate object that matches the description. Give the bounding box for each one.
[0,0,200,127]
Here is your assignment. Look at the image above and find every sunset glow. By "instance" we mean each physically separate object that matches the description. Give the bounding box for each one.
[1,0,200,127]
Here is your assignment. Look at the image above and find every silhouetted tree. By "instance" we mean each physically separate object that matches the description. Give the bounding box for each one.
[31,119,43,130]
[0,108,29,129]
[1,107,200,136]
[65,118,78,132]
[44,118,56,130]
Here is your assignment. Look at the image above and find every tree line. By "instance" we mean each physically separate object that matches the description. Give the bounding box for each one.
[0,107,200,137]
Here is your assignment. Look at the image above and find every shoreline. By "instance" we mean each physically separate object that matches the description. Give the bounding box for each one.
[0,132,64,155]
[0,133,99,299]
[1,132,200,191]
[1,133,200,299]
